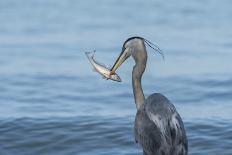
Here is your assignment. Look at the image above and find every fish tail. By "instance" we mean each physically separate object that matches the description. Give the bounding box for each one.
[85,50,96,57]
[85,51,96,67]
[85,51,92,56]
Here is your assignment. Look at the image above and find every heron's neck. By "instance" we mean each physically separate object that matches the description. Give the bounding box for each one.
[132,63,145,110]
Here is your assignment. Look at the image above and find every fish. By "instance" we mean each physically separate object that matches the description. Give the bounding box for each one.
[85,51,121,82]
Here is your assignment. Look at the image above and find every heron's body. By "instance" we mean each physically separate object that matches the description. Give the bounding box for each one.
[135,93,188,155]
[111,37,188,155]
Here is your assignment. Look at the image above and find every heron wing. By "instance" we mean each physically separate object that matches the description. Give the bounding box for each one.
[168,112,188,154]
[135,106,162,154]
[135,93,188,155]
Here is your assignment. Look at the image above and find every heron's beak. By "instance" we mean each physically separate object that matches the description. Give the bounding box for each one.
[110,47,131,74]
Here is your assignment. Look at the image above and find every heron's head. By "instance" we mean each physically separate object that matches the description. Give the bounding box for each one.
[111,37,147,73]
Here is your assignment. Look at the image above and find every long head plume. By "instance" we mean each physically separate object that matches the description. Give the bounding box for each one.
[143,38,165,60]
[122,36,164,60]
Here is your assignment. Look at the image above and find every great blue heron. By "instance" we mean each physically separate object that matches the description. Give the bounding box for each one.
[111,37,188,155]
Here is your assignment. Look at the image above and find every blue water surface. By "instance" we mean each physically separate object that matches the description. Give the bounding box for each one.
[0,0,232,155]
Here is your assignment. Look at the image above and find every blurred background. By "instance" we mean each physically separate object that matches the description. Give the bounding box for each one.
[0,0,232,155]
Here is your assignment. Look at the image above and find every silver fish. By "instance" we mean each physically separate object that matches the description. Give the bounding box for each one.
[85,51,121,82]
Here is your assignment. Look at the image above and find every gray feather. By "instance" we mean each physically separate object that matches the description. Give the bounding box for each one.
[135,93,188,155]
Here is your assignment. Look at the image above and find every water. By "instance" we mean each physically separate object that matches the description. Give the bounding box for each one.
[0,0,232,154]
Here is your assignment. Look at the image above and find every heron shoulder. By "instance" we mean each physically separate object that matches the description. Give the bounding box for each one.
[145,93,176,115]
[146,93,170,104]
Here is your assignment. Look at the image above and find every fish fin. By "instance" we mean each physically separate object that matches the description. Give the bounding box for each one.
[102,76,106,79]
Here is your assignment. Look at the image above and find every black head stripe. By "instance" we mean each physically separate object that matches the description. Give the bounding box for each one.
[122,36,144,48]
